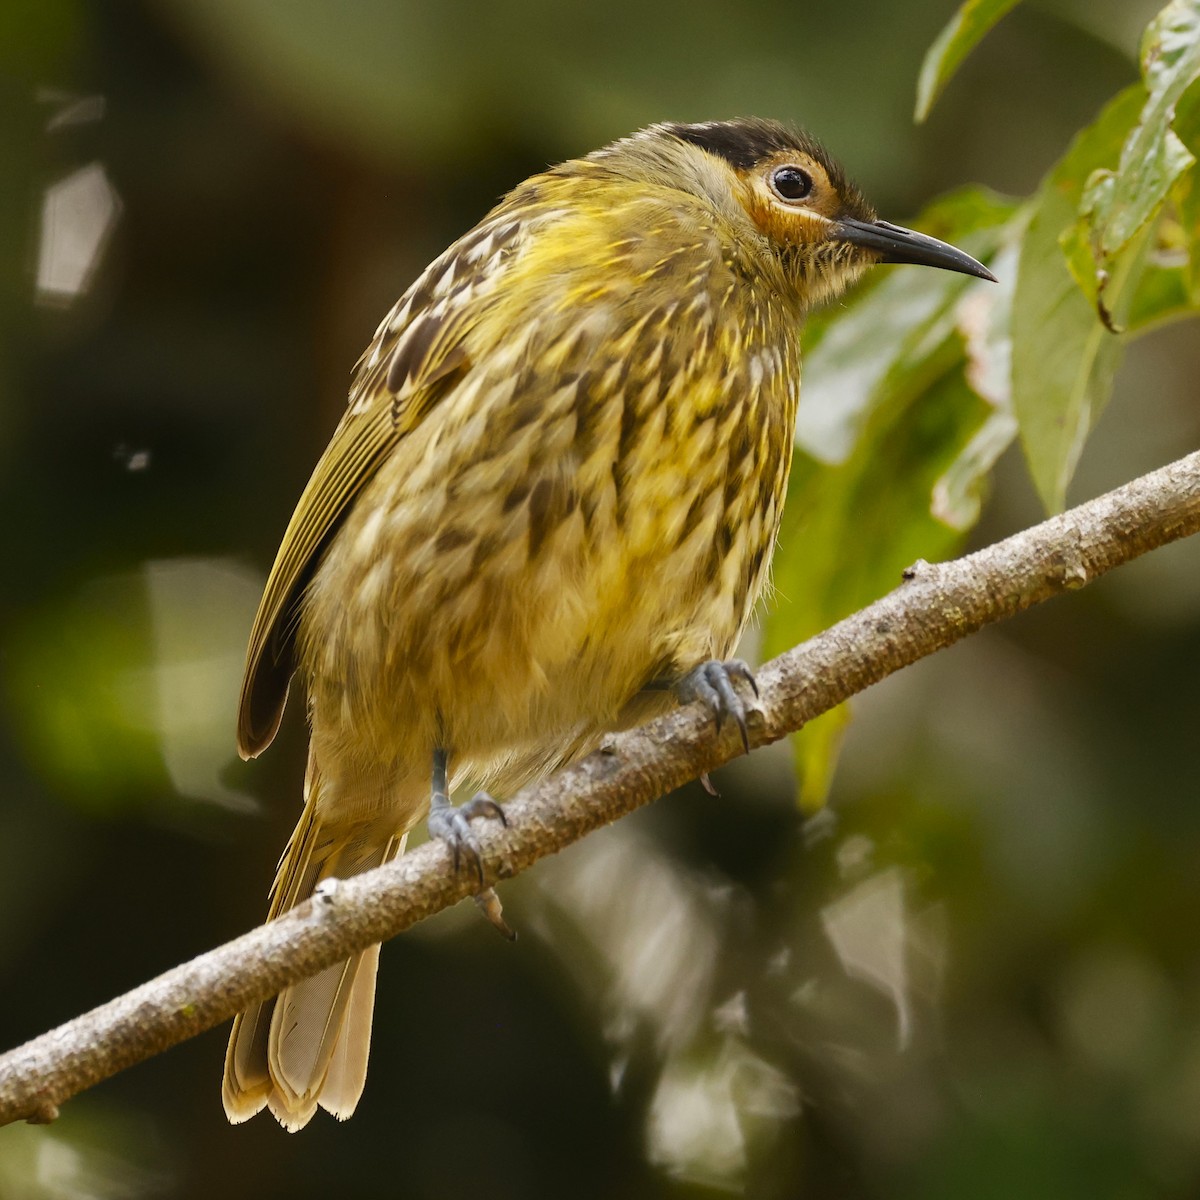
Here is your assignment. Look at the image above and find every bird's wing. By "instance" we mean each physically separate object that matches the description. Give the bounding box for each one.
[237,213,526,758]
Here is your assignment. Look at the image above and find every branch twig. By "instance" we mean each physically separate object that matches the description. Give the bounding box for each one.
[3,450,1199,1126]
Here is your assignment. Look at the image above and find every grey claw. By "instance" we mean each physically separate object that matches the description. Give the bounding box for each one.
[675,659,758,755]
[727,659,759,697]
[462,793,507,826]
[428,792,505,886]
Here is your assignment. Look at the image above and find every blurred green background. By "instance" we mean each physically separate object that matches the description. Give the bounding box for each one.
[3,0,1200,1197]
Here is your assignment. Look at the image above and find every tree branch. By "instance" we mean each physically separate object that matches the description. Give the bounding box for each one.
[3,450,1200,1127]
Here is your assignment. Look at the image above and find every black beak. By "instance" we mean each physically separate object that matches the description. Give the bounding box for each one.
[832,217,996,282]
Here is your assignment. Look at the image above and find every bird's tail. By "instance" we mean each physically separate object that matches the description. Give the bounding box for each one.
[222,751,411,1131]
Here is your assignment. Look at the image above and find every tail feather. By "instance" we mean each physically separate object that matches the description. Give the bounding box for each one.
[221,1003,274,1123]
[268,956,362,1106]
[316,943,381,1119]
[222,754,411,1130]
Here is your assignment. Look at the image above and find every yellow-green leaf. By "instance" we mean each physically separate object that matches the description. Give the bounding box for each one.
[1066,0,1200,320]
[915,0,1024,122]
[1012,86,1145,513]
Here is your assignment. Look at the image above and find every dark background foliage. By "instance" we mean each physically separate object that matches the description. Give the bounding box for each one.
[3,1,1200,1196]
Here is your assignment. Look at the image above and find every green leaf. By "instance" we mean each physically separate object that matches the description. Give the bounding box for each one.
[1080,0,1200,266]
[1125,258,1194,330]
[1111,160,1199,330]
[1011,86,1145,513]
[796,267,970,464]
[768,367,993,808]
[915,0,1024,123]
[790,707,852,815]
[933,407,1018,528]
[933,236,1022,528]
[798,187,1017,464]
[773,188,1022,804]
[1173,86,1200,301]
[1174,72,1200,153]
[1058,171,1118,312]
[1182,166,1200,301]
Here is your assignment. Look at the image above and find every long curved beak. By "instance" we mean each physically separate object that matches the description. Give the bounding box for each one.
[833,217,996,281]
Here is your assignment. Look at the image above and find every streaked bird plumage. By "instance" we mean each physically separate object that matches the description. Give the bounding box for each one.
[222,117,993,1130]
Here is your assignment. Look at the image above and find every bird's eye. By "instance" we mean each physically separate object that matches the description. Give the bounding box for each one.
[770,166,814,202]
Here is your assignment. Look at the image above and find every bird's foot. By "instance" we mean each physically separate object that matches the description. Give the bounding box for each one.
[674,659,759,753]
[428,747,513,939]
[428,790,507,886]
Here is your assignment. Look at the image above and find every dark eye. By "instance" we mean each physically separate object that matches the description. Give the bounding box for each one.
[771,165,813,202]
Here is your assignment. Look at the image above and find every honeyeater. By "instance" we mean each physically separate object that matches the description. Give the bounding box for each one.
[222,117,993,1130]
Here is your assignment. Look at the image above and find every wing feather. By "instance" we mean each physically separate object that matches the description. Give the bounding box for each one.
[236,215,525,757]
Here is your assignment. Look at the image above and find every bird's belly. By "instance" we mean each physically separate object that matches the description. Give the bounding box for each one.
[300,474,772,782]
[299,354,791,782]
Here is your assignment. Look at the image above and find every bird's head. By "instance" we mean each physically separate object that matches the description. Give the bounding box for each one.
[592,117,995,309]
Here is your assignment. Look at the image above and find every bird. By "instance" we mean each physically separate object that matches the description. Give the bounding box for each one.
[221,117,994,1131]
